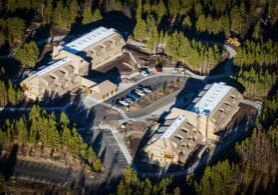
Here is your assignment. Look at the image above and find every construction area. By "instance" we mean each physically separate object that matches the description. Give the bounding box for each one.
[141,82,243,167]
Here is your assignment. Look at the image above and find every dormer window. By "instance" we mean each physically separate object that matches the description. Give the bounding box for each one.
[174,135,183,141]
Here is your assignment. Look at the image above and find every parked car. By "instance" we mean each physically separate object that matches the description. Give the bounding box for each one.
[117,99,129,106]
[135,89,145,96]
[128,93,140,101]
[124,97,135,104]
[155,64,163,72]
[139,85,152,93]
[141,70,149,77]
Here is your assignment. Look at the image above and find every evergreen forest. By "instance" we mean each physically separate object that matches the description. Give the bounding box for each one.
[0,0,277,194]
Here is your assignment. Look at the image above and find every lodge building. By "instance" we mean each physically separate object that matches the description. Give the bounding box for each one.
[143,82,242,166]
[21,27,125,100]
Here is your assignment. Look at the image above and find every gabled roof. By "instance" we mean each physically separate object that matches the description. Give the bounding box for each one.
[161,116,186,139]
[92,80,117,95]
[22,58,72,85]
[63,27,116,53]
[192,82,232,115]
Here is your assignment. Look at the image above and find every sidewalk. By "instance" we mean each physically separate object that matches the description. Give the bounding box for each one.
[99,123,132,164]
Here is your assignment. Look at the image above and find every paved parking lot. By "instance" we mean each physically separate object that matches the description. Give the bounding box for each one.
[105,75,188,105]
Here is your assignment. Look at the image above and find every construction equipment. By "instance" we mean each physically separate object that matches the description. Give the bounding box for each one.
[227,37,241,47]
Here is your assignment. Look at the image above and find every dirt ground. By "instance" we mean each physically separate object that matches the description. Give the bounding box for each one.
[226,103,258,129]
[94,53,136,74]
[103,119,120,127]
[105,107,120,115]
[125,45,171,68]
[4,180,73,194]
[117,121,147,134]
[117,121,148,157]
[125,133,143,157]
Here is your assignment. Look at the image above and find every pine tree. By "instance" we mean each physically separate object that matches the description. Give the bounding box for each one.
[7,0,17,12]
[87,147,102,171]
[0,129,5,146]
[47,113,60,148]
[0,31,5,46]
[0,80,7,106]
[133,1,147,41]
[16,117,28,144]
[71,127,83,155]
[92,9,103,22]
[110,0,123,11]
[52,1,72,29]
[183,15,192,28]
[28,105,41,143]
[69,0,79,22]
[221,14,231,38]
[196,160,236,195]
[6,17,25,44]
[156,0,167,19]
[62,127,71,148]
[196,14,207,32]
[14,41,39,68]
[169,0,180,17]
[42,0,53,24]
[82,7,94,24]
[60,112,69,128]
[194,2,203,17]
[7,81,16,105]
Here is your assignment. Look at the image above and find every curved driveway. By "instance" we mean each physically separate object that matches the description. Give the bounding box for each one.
[1,39,239,182]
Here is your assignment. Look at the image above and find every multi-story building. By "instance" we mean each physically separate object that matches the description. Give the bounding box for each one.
[53,27,125,70]
[143,82,242,166]
[144,109,204,165]
[21,27,125,100]
[21,57,90,100]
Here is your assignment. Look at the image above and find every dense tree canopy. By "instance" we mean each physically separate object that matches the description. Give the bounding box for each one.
[0,79,21,106]
[164,32,222,73]
[14,41,39,68]
[0,0,278,193]
[0,105,102,171]
[0,17,25,45]
[234,40,278,66]
[116,166,173,195]
[234,66,277,98]
[196,160,237,195]
[82,8,103,25]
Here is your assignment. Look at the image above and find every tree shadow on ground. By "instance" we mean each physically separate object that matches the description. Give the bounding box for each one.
[89,67,122,86]
[0,144,18,180]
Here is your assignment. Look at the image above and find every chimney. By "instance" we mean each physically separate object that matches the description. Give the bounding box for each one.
[52,46,60,58]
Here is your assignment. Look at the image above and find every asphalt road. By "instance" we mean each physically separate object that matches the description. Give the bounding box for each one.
[0,40,239,188]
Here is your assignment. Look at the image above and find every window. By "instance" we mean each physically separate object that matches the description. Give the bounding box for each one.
[181,128,188,133]
[174,135,183,141]
[186,122,193,128]
[219,108,225,113]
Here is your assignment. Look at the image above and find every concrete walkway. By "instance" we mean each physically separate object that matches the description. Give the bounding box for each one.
[123,49,142,68]
[99,123,132,164]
